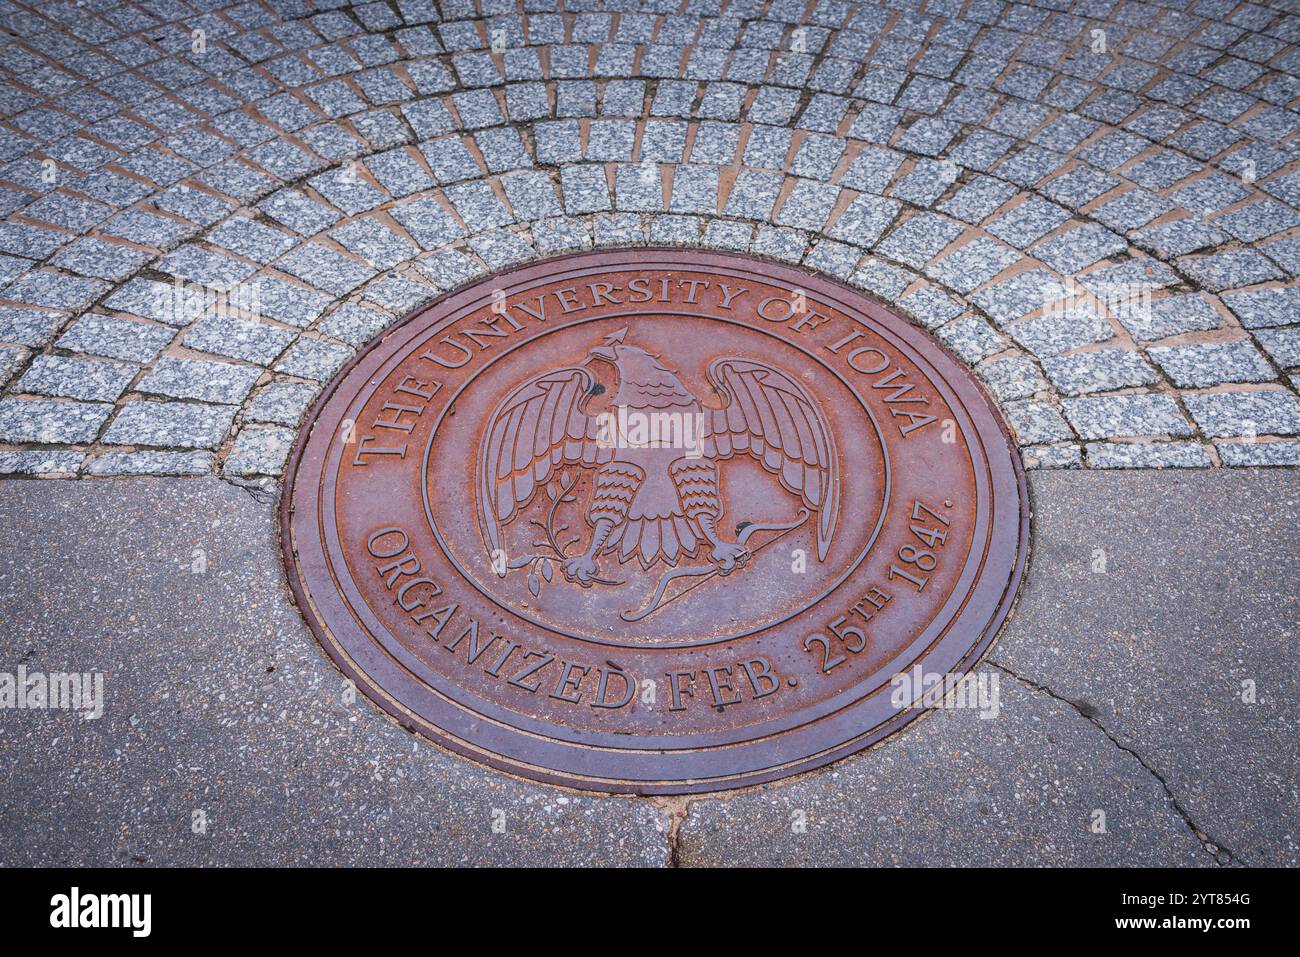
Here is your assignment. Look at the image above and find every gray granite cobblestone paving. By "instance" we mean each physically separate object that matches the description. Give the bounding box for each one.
[0,0,1298,476]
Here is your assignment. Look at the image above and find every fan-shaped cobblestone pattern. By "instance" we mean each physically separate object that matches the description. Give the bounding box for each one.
[1,0,1299,480]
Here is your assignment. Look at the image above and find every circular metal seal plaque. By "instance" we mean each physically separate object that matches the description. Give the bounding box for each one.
[283,249,1028,794]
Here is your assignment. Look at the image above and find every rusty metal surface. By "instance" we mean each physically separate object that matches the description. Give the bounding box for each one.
[282,249,1029,794]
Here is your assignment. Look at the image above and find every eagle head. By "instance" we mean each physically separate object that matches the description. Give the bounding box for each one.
[587,327,697,409]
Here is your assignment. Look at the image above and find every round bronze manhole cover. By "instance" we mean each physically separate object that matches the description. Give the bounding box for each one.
[283,248,1028,794]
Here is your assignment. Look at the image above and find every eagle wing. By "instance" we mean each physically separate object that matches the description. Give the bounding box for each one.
[702,357,840,560]
[477,366,610,568]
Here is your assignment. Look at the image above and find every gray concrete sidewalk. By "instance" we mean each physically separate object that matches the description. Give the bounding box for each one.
[0,469,1295,867]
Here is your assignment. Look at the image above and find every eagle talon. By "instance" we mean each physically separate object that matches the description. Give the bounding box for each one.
[563,554,600,585]
[710,542,749,573]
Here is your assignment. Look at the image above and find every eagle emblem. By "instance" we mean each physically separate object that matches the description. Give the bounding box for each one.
[477,328,840,620]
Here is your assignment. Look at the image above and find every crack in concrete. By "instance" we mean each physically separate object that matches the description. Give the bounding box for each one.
[220,474,279,505]
[648,796,692,868]
[989,660,1243,867]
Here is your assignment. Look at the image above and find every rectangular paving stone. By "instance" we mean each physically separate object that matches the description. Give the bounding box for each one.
[207,217,299,264]
[1221,288,1300,329]
[319,303,392,347]
[803,240,863,279]
[0,450,84,475]
[1147,341,1275,387]
[790,133,845,179]
[925,237,1021,293]
[157,245,257,289]
[474,126,531,173]
[1085,441,1212,468]
[849,258,916,300]
[390,197,466,249]
[1115,293,1225,341]
[722,170,781,220]
[276,245,377,297]
[1062,394,1195,439]
[1183,390,1300,437]
[249,277,333,328]
[899,285,965,330]
[102,278,205,328]
[1032,224,1126,275]
[973,355,1046,402]
[223,424,295,477]
[839,146,904,193]
[1178,249,1283,292]
[50,237,150,281]
[561,165,612,214]
[2,271,108,311]
[702,219,753,252]
[651,215,705,246]
[504,83,550,122]
[421,136,488,184]
[986,197,1072,248]
[586,120,636,162]
[947,130,1013,171]
[669,166,719,215]
[939,176,1019,224]
[1252,327,1300,368]
[750,225,808,264]
[56,314,174,363]
[15,354,137,402]
[1042,349,1160,395]
[1041,167,1119,207]
[183,314,296,366]
[308,168,386,215]
[1214,440,1300,466]
[1007,309,1115,358]
[775,180,839,230]
[742,125,793,169]
[875,213,965,268]
[246,380,321,427]
[136,357,262,404]
[1020,443,1083,469]
[331,219,419,270]
[639,120,688,163]
[888,159,955,207]
[0,307,66,348]
[85,450,214,476]
[1215,200,1300,244]
[689,122,741,165]
[935,314,1004,365]
[259,188,342,235]
[413,249,484,289]
[1001,398,1073,444]
[1092,190,1172,232]
[1134,217,1229,258]
[591,213,645,247]
[103,401,237,449]
[156,186,234,228]
[531,217,591,257]
[0,397,112,444]
[274,338,353,381]
[444,181,513,229]
[361,273,432,313]
[496,169,562,221]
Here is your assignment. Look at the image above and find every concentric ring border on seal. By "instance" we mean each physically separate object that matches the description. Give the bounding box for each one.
[280,248,1030,795]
